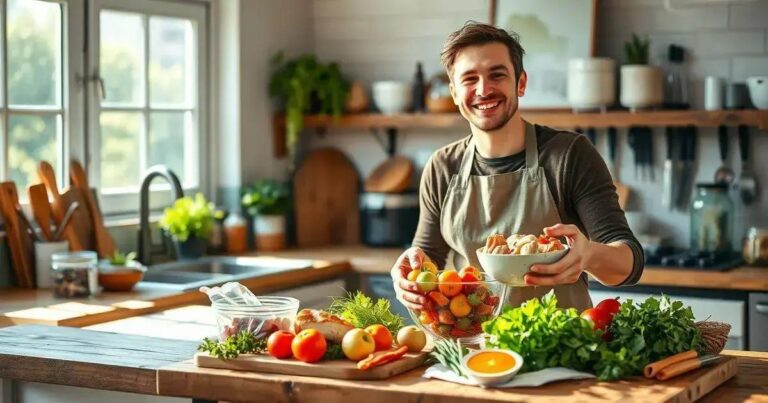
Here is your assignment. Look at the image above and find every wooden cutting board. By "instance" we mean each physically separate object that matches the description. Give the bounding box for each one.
[365,156,414,193]
[194,350,428,380]
[60,187,94,251]
[70,160,115,258]
[293,148,360,247]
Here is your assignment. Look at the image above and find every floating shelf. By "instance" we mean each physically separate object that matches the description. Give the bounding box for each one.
[272,110,768,157]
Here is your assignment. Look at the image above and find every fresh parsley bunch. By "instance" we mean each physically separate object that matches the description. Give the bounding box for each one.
[328,291,405,335]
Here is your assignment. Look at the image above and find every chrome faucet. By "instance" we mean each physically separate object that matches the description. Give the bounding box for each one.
[137,165,184,265]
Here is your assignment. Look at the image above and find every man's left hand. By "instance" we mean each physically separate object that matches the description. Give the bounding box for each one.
[524,223,592,286]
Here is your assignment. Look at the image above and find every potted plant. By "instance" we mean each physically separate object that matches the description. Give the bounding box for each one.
[159,193,215,259]
[269,52,349,162]
[241,180,291,252]
[620,34,662,110]
[97,250,147,292]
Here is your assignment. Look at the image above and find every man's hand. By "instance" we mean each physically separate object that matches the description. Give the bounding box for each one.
[390,247,429,310]
[524,224,592,286]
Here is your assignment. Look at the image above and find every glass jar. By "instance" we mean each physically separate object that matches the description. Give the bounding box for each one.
[51,251,99,298]
[690,184,734,253]
[743,227,768,266]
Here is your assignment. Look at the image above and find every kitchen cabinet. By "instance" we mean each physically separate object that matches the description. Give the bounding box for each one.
[749,292,768,352]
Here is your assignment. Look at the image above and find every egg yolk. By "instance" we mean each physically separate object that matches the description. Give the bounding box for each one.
[466,351,516,374]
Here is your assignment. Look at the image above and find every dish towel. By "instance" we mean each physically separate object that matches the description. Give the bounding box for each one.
[423,364,595,388]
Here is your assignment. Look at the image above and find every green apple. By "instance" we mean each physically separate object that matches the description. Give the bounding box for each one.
[415,271,438,292]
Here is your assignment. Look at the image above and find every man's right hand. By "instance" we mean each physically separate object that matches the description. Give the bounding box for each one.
[391,247,429,311]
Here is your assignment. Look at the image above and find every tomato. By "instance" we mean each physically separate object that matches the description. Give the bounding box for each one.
[365,324,394,351]
[291,329,327,363]
[581,308,612,332]
[595,298,621,317]
[438,271,462,297]
[267,331,295,359]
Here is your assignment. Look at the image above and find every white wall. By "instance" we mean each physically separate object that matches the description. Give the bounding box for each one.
[307,0,768,247]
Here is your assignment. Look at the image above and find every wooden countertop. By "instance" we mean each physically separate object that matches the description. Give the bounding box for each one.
[0,320,766,402]
[2,245,768,329]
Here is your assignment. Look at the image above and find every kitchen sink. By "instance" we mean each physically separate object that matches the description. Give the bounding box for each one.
[137,256,313,291]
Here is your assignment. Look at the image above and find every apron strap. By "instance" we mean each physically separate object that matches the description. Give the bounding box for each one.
[458,121,539,187]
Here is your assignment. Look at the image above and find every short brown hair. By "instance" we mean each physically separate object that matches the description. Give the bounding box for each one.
[441,21,525,82]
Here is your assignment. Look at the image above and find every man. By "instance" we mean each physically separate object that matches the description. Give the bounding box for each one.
[391,22,644,312]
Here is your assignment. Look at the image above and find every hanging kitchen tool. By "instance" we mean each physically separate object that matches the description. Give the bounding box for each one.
[38,161,88,250]
[53,201,80,242]
[294,148,360,247]
[607,127,629,210]
[738,125,757,204]
[676,126,698,211]
[364,156,414,193]
[662,127,676,209]
[28,183,54,242]
[644,127,655,181]
[70,160,116,257]
[714,126,735,185]
[0,182,35,287]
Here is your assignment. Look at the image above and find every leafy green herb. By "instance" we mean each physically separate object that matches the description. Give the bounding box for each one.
[482,291,702,381]
[328,291,405,335]
[241,179,292,216]
[198,331,267,360]
[159,193,215,242]
[322,343,345,361]
[108,250,136,265]
[428,339,469,378]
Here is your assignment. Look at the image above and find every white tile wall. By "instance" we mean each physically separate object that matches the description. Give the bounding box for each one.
[306,0,768,247]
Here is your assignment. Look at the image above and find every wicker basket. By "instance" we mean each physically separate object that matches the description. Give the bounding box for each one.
[695,321,731,354]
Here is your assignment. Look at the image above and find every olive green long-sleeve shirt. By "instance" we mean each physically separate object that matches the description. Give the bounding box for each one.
[412,124,644,286]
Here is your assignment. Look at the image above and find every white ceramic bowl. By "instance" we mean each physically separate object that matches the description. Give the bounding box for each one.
[476,246,570,286]
[461,348,524,386]
[747,76,768,110]
[372,81,412,114]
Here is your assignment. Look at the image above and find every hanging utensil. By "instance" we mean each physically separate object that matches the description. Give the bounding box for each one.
[586,127,597,145]
[714,126,735,185]
[645,127,655,181]
[738,125,757,204]
[53,201,80,242]
[662,127,675,209]
[628,127,639,179]
[676,126,698,211]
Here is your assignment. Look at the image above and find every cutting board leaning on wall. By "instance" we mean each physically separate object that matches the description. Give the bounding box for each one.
[293,148,360,247]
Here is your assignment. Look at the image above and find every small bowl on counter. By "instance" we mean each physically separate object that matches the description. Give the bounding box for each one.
[461,348,524,386]
[97,261,147,292]
[212,296,299,341]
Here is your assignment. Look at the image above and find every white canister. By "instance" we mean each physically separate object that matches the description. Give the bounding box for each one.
[34,241,69,288]
[567,58,616,110]
[705,76,724,110]
[253,214,286,251]
[620,65,663,110]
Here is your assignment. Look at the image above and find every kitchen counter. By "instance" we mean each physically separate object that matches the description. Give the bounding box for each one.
[0,322,765,402]
[2,245,767,328]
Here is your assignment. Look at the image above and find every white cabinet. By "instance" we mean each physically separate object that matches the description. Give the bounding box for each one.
[589,289,745,350]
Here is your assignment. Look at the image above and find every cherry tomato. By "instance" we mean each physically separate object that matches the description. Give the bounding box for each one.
[365,324,394,351]
[581,308,612,332]
[267,331,295,359]
[291,329,327,363]
[595,298,621,317]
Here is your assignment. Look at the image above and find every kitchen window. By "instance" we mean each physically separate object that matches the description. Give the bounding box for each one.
[87,0,208,214]
[1,0,68,194]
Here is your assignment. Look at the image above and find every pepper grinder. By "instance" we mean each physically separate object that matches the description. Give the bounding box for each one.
[412,62,426,113]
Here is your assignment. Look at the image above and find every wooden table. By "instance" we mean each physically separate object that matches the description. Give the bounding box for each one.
[0,323,765,402]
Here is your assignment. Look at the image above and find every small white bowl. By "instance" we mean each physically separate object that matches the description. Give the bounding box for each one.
[372,81,412,114]
[461,348,524,386]
[476,246,569,286]
[747,76,768,110]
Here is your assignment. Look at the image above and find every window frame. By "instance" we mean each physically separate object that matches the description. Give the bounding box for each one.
[85,0,209,215]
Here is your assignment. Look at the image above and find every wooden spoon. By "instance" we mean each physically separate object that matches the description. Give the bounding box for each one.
[70,160,115,257]
[38,161,86,250]
[28,183,54,241]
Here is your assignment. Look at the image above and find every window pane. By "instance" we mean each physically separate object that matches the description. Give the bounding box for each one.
[100,10,144,106]
[150,17,194,107]
[149,112,191,184]
[8,114,59,191]
[100,112,141,188]
[8,0,62,107]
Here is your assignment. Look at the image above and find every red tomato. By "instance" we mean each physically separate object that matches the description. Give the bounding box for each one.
[595,298,621,317]
[267,331,295,359]
[291,329,327,363]
[581,308,612,332]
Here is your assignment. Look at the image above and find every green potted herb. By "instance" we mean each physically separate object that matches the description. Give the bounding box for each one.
[160,193,215,259]
[241,180,291,251]
[269,52,349,161]
[620,34,662,110]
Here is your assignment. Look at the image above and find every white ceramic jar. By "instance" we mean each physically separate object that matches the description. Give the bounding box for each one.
[620,65,663,110]
[567,58,616,111]
[372,81,412,114]
[746,76,768,110]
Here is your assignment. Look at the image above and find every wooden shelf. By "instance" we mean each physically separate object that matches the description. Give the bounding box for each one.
[272,110,768,157]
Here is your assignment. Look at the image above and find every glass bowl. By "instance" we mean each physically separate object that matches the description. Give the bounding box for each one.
[406,275,508,345]
[211,296,299,341]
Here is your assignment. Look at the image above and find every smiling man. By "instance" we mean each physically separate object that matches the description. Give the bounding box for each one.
[391,22,644,312]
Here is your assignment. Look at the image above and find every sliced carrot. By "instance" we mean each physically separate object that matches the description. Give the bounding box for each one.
[357,345,409,371]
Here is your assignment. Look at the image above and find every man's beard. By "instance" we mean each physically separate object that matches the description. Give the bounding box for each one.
[465,97,517,132]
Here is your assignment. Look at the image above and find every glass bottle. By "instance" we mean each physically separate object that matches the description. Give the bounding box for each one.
[224,212,248,254]
[663,44,689,109]
[690,183,734,254]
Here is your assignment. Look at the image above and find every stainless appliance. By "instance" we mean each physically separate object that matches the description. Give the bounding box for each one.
[749,293,768,352]
[359,192,419,247]
[644,246,742,271]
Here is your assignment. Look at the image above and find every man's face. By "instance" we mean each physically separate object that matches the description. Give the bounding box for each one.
[448,43,527,132]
